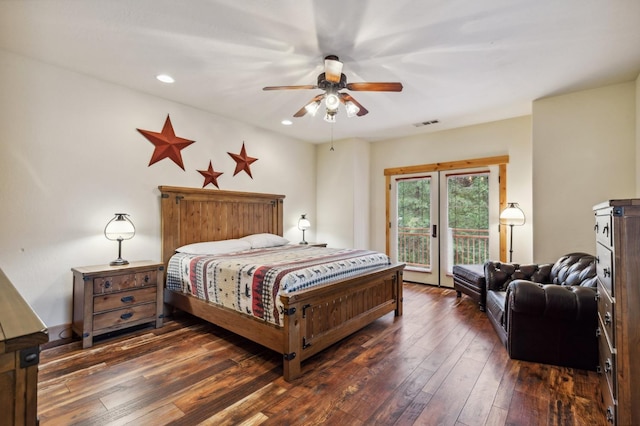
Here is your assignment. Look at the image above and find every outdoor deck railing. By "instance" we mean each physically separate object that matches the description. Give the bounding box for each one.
[398,227,489,268]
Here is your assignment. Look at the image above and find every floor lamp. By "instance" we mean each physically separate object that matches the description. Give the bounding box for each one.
[500,202,525,262]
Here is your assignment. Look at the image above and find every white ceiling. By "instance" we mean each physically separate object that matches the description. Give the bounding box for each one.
[1,0,640,143]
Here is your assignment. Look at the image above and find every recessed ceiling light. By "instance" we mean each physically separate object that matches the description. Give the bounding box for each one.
[156,74,175,83]
[281,120,293,126]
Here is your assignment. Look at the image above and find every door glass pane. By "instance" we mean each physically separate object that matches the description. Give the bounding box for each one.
[446,173,490,271]
[397,177,431,271]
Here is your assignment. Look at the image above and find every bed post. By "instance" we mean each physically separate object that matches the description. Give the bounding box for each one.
[282,301,303,381]
[395,269,404,316]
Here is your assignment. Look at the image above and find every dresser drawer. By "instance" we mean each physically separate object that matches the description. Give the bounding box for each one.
[93,286,157,313]
[597,279,615,344]
[596,243,614,297]
[600,374,617,425]
[93,303,157,331]
[595,211,613,248]
[93,270,157,294]
[597,315,617,398]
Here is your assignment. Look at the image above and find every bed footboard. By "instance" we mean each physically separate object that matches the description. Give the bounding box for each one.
[280,264,404,381]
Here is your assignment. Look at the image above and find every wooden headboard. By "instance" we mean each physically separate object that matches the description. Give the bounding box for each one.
[158,186,285,268]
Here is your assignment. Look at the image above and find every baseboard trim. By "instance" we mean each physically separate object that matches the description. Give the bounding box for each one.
[42,323,74,349]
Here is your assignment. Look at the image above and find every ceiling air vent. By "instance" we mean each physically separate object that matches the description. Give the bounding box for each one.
[413,120,439,127]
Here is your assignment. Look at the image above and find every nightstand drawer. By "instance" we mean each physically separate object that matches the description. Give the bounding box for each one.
[93,286,157,313]
[93,270,157,294]
[93,303,157,331]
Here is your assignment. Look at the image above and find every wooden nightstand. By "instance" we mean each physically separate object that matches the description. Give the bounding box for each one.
[71,260,164,348]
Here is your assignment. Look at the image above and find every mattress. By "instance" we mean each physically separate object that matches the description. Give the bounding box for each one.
[166,245,391,326]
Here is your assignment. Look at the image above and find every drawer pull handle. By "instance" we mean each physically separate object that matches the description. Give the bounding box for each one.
[596,327,602,338]
[605,358,612,373]
[602,223,609,237]
[121,296,134,303]
[120,312,133,320]
[104,280,112,289]
[603,268,611,278]
[144,274,150,283]
[595,292,600,302]
[604,312,612,325]
[594,223,599,233]
[606,406,614,423]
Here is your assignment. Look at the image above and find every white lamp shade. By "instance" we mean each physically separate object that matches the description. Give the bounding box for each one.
[104,213,136,241]
[325,93,340,110]
[500,203,526,226]
[305,100,321,116]
[345,101,360,117]
[298,214,311,230]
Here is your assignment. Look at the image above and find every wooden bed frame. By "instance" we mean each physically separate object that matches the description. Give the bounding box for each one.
[159,185,404,381]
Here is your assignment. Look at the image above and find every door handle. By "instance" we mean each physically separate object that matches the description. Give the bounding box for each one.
[432,224,437,238]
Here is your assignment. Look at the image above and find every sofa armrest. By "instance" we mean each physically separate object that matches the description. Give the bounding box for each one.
[506,280,597,321]
[484,262,552,292]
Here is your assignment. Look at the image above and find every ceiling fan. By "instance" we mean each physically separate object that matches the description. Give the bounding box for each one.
[263,55,403,122]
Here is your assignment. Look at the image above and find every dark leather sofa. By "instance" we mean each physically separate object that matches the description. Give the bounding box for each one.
[484,253,598,370]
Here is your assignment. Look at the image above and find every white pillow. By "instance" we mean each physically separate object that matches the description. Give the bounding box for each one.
[176,239,251,255]
[240,233,289,249]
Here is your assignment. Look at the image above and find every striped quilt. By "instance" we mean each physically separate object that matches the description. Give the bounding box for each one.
[166,245,390,327]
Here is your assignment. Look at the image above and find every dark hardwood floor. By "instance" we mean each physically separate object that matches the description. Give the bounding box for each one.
[38,283,606,425]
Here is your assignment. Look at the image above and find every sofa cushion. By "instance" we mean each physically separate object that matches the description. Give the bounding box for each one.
[550,253,597,287]
[508,282,597,321]
[485,262,552,291]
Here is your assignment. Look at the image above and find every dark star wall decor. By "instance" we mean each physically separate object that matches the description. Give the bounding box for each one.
[137,114,195,170]
[228,142,258,178]
[198,161,224,189]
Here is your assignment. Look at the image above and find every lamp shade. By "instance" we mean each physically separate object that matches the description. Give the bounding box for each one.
[298,214,311,230]
[325,93,340,110]
[499,203,526,226]
[104,213,136,241]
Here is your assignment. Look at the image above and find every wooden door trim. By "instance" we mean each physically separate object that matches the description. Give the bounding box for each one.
[384,155,509,262]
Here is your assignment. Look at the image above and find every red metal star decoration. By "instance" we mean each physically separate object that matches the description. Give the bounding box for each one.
[197,161,224,189]
[137,114,195,170]
[228,142,258,178]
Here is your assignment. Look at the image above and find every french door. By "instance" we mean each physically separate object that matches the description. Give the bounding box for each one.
[390,166,500,287]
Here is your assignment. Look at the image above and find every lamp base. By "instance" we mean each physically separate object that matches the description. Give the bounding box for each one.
[110,258,129,266]
[299,241,308,245]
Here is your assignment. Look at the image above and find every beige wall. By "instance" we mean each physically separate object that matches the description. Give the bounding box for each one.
[531,82,636,261]
[316,138,370,249]
[0,50,317,328]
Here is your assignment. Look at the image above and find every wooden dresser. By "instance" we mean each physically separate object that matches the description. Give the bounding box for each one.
[72,261,164,348]
[593,199,640,425]
[0,268,48,426]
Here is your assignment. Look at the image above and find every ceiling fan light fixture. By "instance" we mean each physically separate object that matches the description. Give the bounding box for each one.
[324,109,337,123]
[304,100,321,116]
[325,93,340,110]
[345,101,360,117]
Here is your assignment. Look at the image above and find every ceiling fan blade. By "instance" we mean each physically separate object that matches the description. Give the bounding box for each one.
[293,94,325,117]
[324,55,343,84]
[339,93,369,117]
[263,85,317,91]
[346,82,403,92]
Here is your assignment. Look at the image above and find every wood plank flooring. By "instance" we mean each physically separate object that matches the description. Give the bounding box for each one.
[38,283,606,425]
